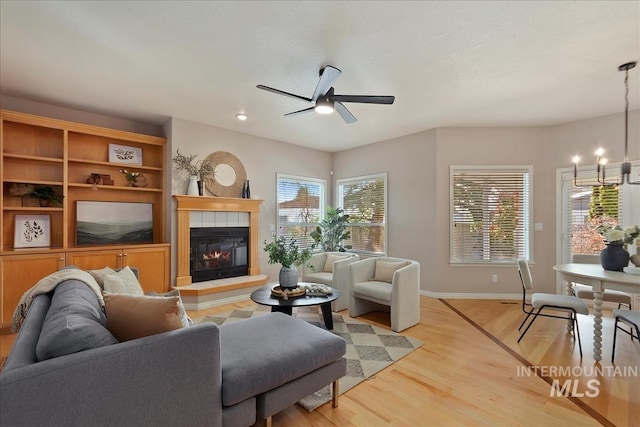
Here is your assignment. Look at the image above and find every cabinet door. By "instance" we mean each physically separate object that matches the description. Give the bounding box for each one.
[1,253,65,327]
[124,246,169,293]
[66,249,123,271]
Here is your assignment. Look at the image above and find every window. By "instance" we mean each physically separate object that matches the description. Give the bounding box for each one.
[337,173,387,255]
[450,166,532,263]
[276,174,325,249]
[559,163,639,263]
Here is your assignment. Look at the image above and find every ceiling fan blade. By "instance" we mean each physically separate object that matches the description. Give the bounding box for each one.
[334,102,357,124]
[284,107,315,117]
[331,95,395,104]
[256,85,312,103]
[311,65,341,102]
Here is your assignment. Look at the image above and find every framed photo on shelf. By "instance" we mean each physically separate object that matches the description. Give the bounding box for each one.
[108,143,142,165]
[14,215,51,249]
[76,201,153,245]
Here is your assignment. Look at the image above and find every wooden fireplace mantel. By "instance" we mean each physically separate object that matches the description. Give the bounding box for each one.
[173,195,263,286]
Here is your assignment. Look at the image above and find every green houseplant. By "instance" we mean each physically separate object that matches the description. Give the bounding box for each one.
[263,238,313,289]
[28,186,63,207]
[310,206,352,252]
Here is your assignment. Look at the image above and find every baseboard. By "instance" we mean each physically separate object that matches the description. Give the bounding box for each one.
[420,290,521,300]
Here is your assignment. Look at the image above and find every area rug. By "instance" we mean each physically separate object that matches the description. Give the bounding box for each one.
[197,305,423,411]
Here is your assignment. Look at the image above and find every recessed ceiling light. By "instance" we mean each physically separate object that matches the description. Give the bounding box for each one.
[236,113,248,121]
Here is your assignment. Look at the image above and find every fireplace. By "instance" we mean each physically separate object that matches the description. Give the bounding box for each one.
[190,227,249,282]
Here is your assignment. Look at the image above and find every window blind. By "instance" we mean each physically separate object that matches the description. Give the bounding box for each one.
[337,173,387,254]
[450,167,531,263]
[276,174,325,250]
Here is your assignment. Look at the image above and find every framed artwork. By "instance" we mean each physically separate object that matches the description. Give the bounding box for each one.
[108,143,142,165]
[76,201,153,245]
[14,215,51,249]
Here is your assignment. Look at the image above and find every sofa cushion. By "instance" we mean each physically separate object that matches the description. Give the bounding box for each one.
[103,293,184,341]
[373,259,409,283]
[323,253,350,273]
[219,312,346,407]
[36,281,118,361]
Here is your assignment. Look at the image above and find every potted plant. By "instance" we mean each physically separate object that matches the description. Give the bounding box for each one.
[172,149,214,195]
[28,186,63,207]
[596,223,640,271]
[263,237,313,289]
[310,206,352,252]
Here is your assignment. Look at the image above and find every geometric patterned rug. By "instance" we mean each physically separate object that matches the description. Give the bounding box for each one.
[197,304,423,411]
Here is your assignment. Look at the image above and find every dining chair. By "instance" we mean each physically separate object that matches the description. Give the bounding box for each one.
[611,309,640,363]
[571,255,632,309]
[517,259,589,357]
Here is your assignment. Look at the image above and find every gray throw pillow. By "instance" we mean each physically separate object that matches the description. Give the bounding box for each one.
[36,281,118,361]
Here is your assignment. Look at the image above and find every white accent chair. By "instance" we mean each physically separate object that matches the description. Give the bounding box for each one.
[517,259,589,357]
[302,252,359,312]
[571,254,632,309]
[348,257,420,332]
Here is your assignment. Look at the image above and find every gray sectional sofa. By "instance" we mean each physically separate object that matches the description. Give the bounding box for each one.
[0,276,346,426]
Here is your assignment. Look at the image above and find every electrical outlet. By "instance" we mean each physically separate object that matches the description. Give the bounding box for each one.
[492,274,498,283]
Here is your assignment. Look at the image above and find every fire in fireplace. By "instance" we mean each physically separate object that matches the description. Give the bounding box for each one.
[190,227,249,282]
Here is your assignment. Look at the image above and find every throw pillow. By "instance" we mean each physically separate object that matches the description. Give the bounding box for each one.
[87,266,117,289]
[373,259,410,283]
[323,253,351,273]
[103,275,128,294]
[103,293,183,342]
[145,289,191,327]
[36,281,118,361]
[111,266,145,296]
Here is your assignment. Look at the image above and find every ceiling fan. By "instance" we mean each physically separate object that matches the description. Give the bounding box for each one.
[256,65,395,124]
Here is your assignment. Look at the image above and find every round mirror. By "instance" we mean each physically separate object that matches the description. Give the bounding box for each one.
[203,151,247,197]
[214,163,236,186]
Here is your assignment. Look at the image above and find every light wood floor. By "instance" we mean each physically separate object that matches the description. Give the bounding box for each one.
[1,297,638,426]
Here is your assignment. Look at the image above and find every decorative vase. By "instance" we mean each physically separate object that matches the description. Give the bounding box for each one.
[279,266,298,289]
[245,180,251,199]
[197,180,204,196]
[187,175,199,196]
[600,244,630,271]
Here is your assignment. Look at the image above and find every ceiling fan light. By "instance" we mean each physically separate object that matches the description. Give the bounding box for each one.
[315,98,334,114]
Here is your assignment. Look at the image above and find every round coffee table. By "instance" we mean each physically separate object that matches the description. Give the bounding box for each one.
[250,282,340,329]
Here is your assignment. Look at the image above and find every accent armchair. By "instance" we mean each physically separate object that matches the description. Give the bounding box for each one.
[348,257,420,332]
[302,252,360,311]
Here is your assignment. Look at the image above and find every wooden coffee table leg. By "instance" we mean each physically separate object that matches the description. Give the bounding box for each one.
[271,306,293,316]
[320,302,334,329]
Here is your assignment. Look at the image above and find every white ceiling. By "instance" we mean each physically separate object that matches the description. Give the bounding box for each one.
[1,1,638,152]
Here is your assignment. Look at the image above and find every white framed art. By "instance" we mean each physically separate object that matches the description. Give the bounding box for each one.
[14,215,51,249]
[109,143,142,165]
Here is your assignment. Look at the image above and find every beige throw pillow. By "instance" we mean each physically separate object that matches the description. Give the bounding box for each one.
[373,260,410,283]
[110,266,145,296]
[103,293,183,342]
[87,266,117,288]
[323,253,350,273]
[103,275,128,294]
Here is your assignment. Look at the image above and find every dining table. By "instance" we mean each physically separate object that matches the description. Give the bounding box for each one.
[553,263,640,361]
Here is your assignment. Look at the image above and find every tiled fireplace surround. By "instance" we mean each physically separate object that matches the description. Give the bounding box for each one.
[173,195,267,309]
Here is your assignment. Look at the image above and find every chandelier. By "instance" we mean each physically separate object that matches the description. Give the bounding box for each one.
[572,61,638,187]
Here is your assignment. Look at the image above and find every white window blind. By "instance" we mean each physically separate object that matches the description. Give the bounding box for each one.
[337,173,387,255]
[276,174,325,250]
[450,166,532,263]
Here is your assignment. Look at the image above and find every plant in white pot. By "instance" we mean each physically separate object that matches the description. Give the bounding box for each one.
[263,238,313,289]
